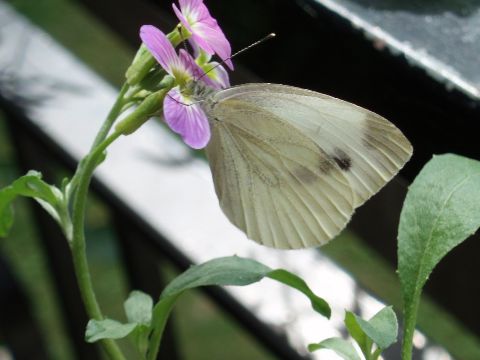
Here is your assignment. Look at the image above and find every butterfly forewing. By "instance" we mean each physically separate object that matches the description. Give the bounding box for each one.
[214,84,413,207]
[205,93,356,249]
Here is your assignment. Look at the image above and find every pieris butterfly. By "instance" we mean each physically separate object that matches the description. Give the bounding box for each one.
[201,83,412,249]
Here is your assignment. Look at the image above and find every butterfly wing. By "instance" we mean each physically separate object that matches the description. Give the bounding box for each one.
[204,83,412,249]
[205,90,356,249]
[212,84,413,207]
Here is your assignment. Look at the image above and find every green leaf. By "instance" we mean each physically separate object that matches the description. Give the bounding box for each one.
[308,337,361,360]
[160,256,330,317]
[160,256,272,298]
[147,256,331,360]
[267,269,330,318]
[354,306,398,350]
[399,154,480,300]
[85,319,137,343]
[398,154,480,357]
[147,295,178,360]
[0,171,63,237]
[345,311,369,355]
[124,290,153,325]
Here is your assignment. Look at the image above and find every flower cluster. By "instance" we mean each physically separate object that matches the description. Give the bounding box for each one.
[140,0,232,149]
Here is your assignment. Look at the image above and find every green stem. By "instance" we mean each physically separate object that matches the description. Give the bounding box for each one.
[363,339,373,360]
[147,296,179,360]
[401,293,421,360]
[371,348,382,360]
[91,82,129,149]
[71,130,125,360]
[68,82,130,359]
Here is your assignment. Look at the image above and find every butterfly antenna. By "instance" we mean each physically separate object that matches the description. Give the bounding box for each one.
[197,32,276,81]
[231,33,276,60]
[169,33,276,106]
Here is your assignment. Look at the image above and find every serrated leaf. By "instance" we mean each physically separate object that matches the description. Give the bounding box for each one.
[308,337,361,360]
[397,154,480,355]
[147,256,331,360]
[0,171,63,237]
[124,290,153,325]
[354,306,398,350]
[85,319,137,343]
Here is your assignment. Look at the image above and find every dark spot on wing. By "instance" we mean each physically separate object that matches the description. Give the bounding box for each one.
[294,151,334,183]
[319,156,334,174]
[332,148,352,171]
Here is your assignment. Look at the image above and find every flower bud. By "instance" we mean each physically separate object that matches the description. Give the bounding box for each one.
[125,44,157,86]
[137,68,168,93]
[115,76,174,135]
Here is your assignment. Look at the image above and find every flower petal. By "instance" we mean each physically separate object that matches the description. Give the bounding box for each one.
[172,4,198,42]
[173,1,233,70]
[191,22,233,70]
[140,25,182,75]
[163,87,211,149]
[177,49,223,89]
[206,62,230,89]
[178,0,204,16]
[179,0,208,23]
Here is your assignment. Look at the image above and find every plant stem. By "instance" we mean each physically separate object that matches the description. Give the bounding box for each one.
[92,82,129,149]
[147,296,179,360]
[68,83,129,197]
[71,129,125,360]
[371,348,382,360]
[401,293,421,360]
[69,84,129,360]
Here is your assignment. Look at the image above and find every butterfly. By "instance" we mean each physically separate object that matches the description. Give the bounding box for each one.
[201,83,412,249]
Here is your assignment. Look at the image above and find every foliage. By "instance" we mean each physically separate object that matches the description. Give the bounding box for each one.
[398,154,480,359]
[83,256,330,359]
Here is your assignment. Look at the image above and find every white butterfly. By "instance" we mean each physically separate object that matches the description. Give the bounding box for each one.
[201,83,412,249]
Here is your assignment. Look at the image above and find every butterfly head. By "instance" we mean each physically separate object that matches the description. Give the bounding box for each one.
[184,80,217,102]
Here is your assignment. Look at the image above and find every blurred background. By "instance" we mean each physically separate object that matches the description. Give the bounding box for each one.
[1,0,480,359]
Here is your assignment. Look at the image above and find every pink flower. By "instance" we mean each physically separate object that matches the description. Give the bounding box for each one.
[163,87,210,149]
[173,0,233,70]
[140,25,228,149]
[199,60,230,89]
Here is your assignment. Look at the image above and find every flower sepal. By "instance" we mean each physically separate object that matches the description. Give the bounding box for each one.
[169,24,192,47]
[115,77,174,135]
[195,48,211,67]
